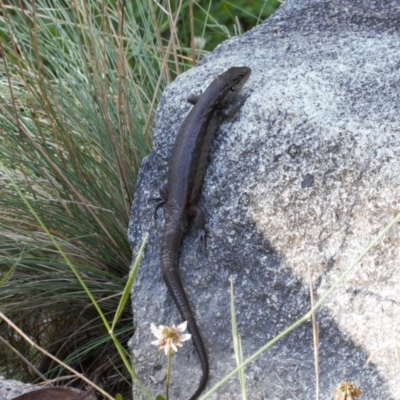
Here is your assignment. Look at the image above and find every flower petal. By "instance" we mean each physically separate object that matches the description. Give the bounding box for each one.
[176,321,188,332]
[179,333,191,342]
[150,323,162,338]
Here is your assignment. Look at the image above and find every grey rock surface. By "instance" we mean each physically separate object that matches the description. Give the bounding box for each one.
[0,377,41,400]
[128,0,400,398]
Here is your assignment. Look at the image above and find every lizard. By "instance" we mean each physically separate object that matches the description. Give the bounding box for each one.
[158,66,251,399]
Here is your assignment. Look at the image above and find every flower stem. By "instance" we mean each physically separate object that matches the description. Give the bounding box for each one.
[166,353,171,400]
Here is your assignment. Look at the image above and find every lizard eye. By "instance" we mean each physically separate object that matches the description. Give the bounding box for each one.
[230,87,235,92]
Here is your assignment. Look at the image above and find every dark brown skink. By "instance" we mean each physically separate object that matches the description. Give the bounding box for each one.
[159,66,251,399]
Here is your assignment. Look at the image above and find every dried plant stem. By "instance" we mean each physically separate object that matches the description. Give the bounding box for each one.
[142,0,184,140]
[0,159,151,399]
[189,0,196,65]
[0,336,47,381]
[200,212,400,399]
[307,265,320,400]
[0,312,113,400]
[166,0,180,75]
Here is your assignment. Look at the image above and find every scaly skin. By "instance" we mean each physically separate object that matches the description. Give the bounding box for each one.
[160,66,251,400]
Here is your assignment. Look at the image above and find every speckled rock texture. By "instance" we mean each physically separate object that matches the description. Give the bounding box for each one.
[128,0,400,398]
[0,377,41,400]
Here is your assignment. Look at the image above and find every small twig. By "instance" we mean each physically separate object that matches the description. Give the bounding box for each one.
[0,336,47,381]
[364,341,395,366]
[41,375,78,385]
[0,312,114,400]
[274,372,300,400]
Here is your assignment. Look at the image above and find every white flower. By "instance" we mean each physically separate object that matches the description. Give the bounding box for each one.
[150,321,191,355]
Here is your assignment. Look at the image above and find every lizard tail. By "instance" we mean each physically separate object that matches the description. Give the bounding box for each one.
[161,262,209,400]
[187,318,209,400]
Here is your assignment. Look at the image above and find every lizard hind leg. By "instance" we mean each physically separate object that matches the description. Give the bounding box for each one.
[187,204,206,253]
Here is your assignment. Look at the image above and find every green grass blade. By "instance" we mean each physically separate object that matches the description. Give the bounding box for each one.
[111,232,148,332]
[200,212,400,399]
[0,251,22,287]
[0,160,151,398]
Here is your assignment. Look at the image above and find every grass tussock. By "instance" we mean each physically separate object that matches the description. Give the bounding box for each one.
[0,0,165,395]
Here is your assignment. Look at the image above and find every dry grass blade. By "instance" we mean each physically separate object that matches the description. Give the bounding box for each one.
[307,265,320,400]
[0,336,47,381]
[0,311,113,400]
[200,212,400,399]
